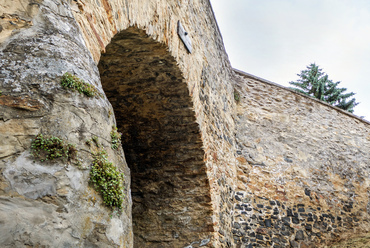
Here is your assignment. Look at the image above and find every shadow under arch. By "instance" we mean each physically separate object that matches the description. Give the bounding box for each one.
[98,27,214,248]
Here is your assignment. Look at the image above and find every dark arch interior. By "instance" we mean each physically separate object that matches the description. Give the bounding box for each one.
[98,27,213,248]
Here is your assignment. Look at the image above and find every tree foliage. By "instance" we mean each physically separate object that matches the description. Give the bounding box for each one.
[289,63,358,113]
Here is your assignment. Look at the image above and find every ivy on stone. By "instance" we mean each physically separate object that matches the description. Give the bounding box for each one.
[110,125,122,150]
[31,133,125,210]
[31,134,77,162]
[61,72,100,97]
[90,150,125,209]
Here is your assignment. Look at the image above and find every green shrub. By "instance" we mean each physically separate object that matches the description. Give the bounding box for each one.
[90,150,125,209]
[61,72,100,97]
[110,126,122,150]
[31,134,77,162]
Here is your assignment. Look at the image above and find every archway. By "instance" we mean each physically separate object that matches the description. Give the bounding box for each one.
[98,27,213,248]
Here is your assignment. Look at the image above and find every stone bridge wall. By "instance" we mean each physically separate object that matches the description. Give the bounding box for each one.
[0,0,369,247]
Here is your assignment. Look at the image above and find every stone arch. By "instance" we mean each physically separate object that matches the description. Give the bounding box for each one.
[98,27,214,248]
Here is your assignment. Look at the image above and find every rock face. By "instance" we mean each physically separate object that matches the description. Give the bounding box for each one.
[0,0,369,248]
[0,0,132,247]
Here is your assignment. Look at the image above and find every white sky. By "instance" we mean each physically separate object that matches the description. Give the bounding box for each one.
[210,0,370,120]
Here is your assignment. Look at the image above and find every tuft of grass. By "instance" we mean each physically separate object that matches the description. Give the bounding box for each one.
[110,126,122,150]
[31,134,77,162]
[90,150,125,209]
[61,72,100,97]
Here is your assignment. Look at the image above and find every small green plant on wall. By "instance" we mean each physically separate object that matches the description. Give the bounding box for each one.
[110,126,122,150]
[90,150,125,209]
[234,89,240,102]
[91,135,101,148]
[61,72,100,97]
[31,133,125,210]
[31,134,77,162]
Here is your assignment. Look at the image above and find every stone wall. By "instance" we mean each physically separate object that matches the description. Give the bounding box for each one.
[0,0,369,247]
[232,70,370,247]
[98,27,215,248]
[70,0,238,246]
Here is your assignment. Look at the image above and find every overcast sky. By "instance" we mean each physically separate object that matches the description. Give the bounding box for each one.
[210,0,370,121]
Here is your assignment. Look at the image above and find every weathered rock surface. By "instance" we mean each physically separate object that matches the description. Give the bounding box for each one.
[1,0,132,247]
[0,0,369,247]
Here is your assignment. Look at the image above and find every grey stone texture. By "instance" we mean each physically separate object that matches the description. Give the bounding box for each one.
[232,71,370,247]
[0,0,132,247]
[0,0,369,247]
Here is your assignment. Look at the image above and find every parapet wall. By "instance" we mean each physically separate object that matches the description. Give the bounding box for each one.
[232,70,370,247]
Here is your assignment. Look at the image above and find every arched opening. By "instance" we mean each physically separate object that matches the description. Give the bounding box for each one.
[98,27,213,248]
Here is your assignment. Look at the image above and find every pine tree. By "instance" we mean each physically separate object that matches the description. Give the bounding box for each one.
[289,63,358,113]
